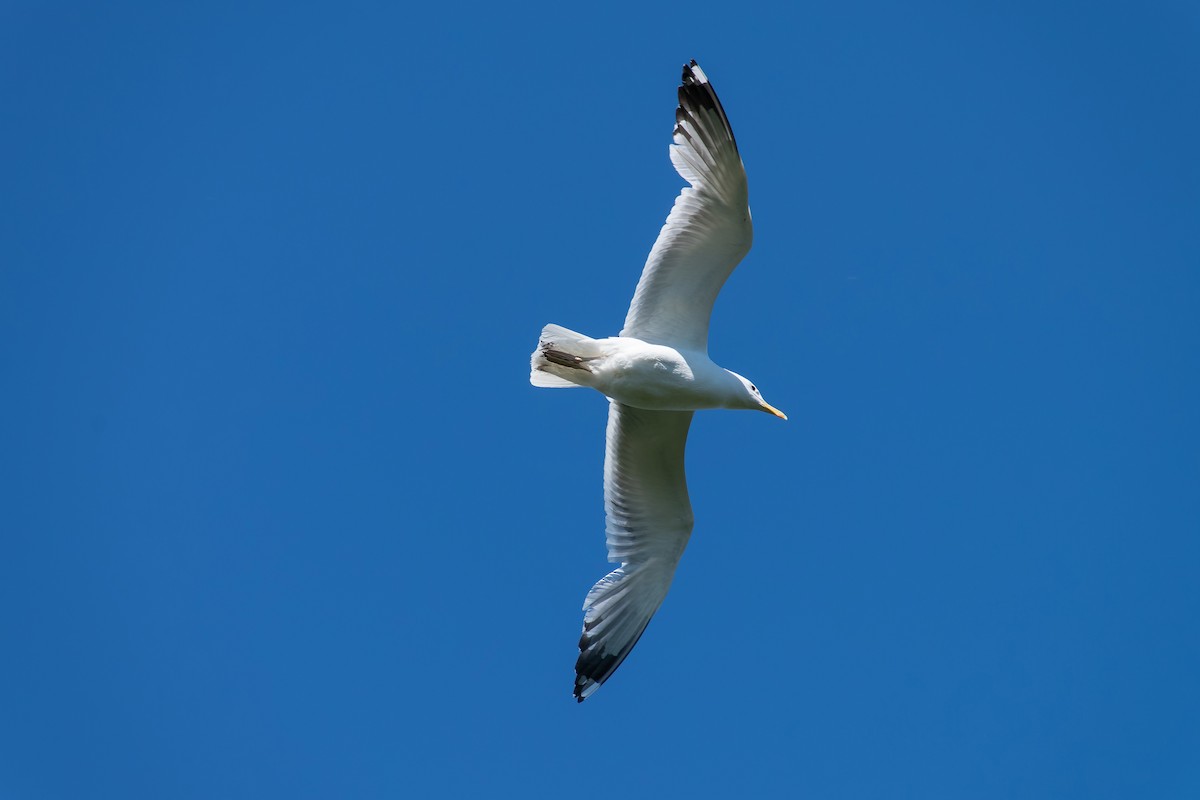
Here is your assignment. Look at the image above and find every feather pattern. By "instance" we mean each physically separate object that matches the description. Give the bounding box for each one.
[574,403,694,700]
[620,60,753,353]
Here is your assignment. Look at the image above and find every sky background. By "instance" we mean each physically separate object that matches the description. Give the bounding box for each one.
[3,2,1199,798]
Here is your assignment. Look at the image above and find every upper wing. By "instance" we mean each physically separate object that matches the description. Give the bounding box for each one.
[620,60,753,353]
[575,402,695,701]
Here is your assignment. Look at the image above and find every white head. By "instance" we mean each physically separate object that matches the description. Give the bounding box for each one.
[727,372,787,419]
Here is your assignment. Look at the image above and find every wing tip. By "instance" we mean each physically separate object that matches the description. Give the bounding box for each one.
[676,58,738,152]
[574,676,599,702]
[682,58,709,86]
[572,562,659,702]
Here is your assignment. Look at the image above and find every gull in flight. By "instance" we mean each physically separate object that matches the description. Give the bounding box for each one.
[530,60,785,701]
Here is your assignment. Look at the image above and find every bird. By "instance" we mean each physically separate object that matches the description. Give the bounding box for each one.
[529,60,785,701]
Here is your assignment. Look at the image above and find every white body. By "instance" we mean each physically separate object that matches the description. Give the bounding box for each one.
[536,332,750,411]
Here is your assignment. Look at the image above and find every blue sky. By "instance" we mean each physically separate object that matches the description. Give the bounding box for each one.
[3,1,1198,797]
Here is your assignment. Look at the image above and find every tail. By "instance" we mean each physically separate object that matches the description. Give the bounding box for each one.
[530,324,602,388]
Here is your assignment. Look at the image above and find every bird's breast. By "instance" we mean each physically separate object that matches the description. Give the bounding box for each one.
[594,340,727,411]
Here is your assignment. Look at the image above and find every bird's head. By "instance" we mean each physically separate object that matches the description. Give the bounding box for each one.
[728,372,787,420]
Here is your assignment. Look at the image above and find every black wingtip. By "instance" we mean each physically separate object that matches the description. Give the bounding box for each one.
[572,613,656,703]
[675,58,738,152]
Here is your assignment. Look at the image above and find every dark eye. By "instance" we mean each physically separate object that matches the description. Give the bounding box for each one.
[751,384,758,392]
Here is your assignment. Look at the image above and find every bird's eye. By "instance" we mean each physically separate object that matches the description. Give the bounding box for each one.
[751,384,758,392]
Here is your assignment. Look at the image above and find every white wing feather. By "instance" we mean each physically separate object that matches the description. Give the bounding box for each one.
[620,61,753,352]
[574,402,694,700]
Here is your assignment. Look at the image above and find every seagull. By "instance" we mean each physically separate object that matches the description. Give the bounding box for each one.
[530,60,785,701]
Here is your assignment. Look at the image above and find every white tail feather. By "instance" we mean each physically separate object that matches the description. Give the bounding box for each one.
[531,371,581,388]
[529,324,601,388]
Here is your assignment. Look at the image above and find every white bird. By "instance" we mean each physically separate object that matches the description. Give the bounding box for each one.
[530,60,785,701]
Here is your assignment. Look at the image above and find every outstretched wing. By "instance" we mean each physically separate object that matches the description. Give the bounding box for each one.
[620,60,753,353]
[575,402,695,701]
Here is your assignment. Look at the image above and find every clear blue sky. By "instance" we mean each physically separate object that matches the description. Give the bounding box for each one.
[3,2,1198,798]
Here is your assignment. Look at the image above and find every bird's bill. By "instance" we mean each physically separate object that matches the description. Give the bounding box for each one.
[762,401,787,420]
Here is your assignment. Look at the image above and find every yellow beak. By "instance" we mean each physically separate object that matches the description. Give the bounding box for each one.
[762,402,787,420]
